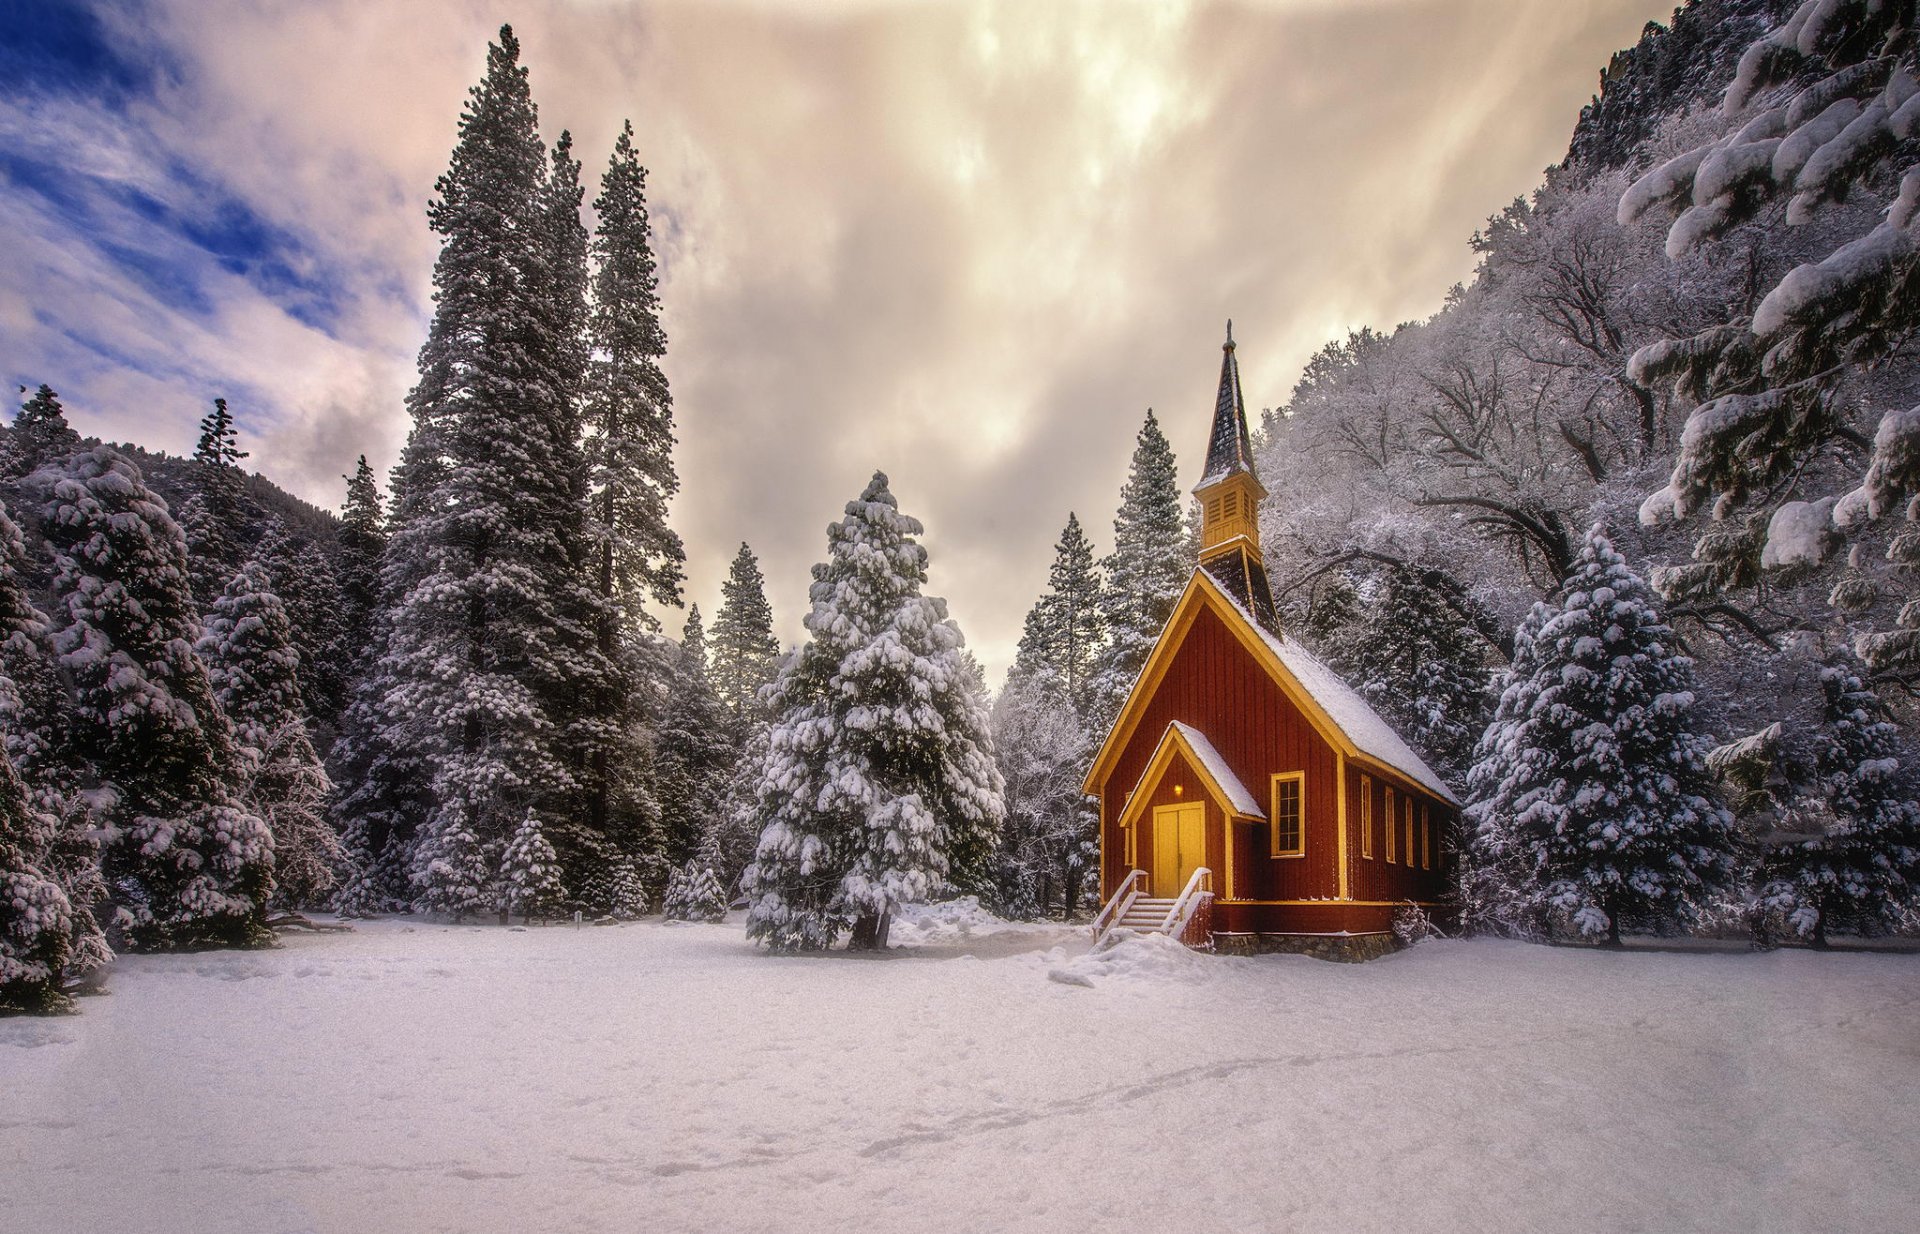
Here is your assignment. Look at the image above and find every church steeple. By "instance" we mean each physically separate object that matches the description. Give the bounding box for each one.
[1193,321,1280,635]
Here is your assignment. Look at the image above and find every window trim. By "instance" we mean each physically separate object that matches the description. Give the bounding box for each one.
[1359,773,1373,860]
[1384,785,1397,864]
[1269,771,1306,859]
[1420,802,1431,871]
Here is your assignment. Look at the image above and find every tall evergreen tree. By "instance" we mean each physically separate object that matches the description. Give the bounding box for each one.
[199,563,341,910]
[743,473,1004,952]
[181,397,254,603]
[0,694,72,1013]
[363,26,612,912]
[4,384,81,480]
[336,455,386,654]
[653,605,732,866]
[1091,410,1190,726]
[1010,512,1105,719]
[1351,569,1492,787]
[988,666,1093,919]
[43,447,273,949]
[1465,529,1737,944]
[586,118,684,632]
[255,524,347,724]
[1758,656,1920,945]
[710,542,779,724]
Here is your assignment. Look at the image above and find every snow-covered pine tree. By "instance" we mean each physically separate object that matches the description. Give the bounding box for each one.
[0,497,106,978]
[1010,513,1105,721]
[0,696,72,1014]
[710,542,780,726]
[336,456,386,655]
[498,809,566,922]
[585,118,684,633]
[198,563,342,910]
[988,665,1093,919]
[1758,655,1920,945]
[4,384,80,480]
[653,605,734,866]
[1622,2,1920,672]
[1091,410,1190,727]
[662,853,728,923]
[255,524,347,724]
[1465,528,1737,944]
[1351,569,1492,787]
[1294,566,1367,680]
[43,447,273,949]
[181,397,254,603]
[368,26,610,912]
[743,473,1004,952]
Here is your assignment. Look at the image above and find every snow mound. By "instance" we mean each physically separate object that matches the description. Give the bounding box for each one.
[890,896,1011,945]
[1047,930,1214,987]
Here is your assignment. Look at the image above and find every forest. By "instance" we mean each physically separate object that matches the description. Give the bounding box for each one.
[5,0,1920,1014]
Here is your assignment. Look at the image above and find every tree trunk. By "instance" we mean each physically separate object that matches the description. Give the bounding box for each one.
[848,910,892,951]
[1604,894,1622,948]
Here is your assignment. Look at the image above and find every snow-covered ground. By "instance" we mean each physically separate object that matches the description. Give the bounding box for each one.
[5,911,1917,1234]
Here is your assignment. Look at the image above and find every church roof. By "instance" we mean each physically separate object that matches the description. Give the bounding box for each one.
[1084,568,1460,806]
[1198,321,1260,489]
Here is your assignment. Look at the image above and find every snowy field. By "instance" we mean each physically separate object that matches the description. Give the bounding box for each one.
[5,912,1918,1234]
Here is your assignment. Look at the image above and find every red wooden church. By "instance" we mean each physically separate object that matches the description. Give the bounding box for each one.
[1085,325,1459,958]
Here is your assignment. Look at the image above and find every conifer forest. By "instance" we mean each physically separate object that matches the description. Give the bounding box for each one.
[4,4,1920,1232]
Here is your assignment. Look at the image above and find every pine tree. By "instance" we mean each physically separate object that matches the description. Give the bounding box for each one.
[743,473,1004,952]
[182,397,254,603]
[586,118,684,632]
[1464,529,1737,944]
[1758,656,1920,945]
[1010,512,1105,719]
[255,524,347,724]
[1352,569,1491,787]
[4,384,81,479]
[43,447,273,949]
[0,497,105,977]
[367,26,612,910]
[0,706,72,1013]
[199,563,342,910]
[336,455,386,654]
[710,542,779,724]
[653,606,733,866]
[498,810,566,921]
[662,852,728,922]
[1091,410,1190,726]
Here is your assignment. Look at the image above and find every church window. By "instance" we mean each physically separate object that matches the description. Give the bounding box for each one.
[1270,772,1304,857]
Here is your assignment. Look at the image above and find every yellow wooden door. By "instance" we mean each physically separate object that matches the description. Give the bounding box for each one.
[1151,803,1206,896]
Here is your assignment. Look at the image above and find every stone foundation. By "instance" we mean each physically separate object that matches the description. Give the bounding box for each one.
[1210,930,1401,963]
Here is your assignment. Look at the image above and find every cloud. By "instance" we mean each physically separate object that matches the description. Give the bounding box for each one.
[0,0,1675,685]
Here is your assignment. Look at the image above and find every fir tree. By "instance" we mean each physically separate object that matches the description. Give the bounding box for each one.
[256,524,347,723]
[0,706,72,1013]
[43,447,273,949]
[336,455,386,654]
[4,384,81,480]
[1758,656,1920,945]
[1010,512,1105,720]
[586,118,684,632]
[662,853,728,923]
[1091,410,1190,726]
[1352,569,1491,787]
[988,666,1093,919]
[182,397,254,602]
[368,26,614,909]
[653,606,733,866]
[198,563,341,910]
[743,473,1004,952]
[1465,529,1737,944]
[498,810,566,921]
[710,542,780,724]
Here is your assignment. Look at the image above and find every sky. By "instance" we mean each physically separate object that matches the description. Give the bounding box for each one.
[0,0,1678,686]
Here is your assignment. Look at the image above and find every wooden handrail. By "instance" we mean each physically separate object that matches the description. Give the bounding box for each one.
[1091,869,1146,939]
[1164,867,1213,937]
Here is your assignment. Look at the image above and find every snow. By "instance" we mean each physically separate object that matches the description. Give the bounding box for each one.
[1761,497,1841,569]
[1163,720,1264,817]
[5,919,1918,1233]
[1213,582,1459,803]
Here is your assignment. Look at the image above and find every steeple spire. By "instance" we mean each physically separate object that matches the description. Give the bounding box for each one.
[1192,322,1279,634]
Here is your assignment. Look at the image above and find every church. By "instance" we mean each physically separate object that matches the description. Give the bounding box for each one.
[1083,325,1459,958]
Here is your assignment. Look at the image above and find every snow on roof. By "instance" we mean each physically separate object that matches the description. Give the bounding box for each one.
[1166,721,1264,818]
[1210,581,1462,805]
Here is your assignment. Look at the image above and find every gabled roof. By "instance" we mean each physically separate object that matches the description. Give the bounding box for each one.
[1197,321,1262,490]
[1083,568,1461,806]
[1116,721,1265,832]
